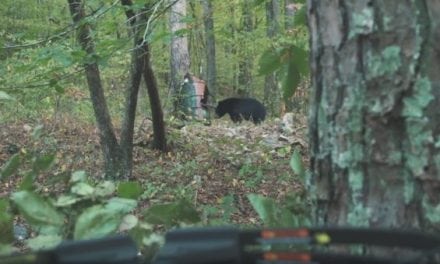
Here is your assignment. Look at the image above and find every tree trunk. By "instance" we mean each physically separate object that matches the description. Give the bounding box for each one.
[121,0,167,155]
[67,0,123,179]
[169,0,190,112]
[308,0,440,230]
[142,44,167,151]
[119,0,146,179]
[120,38,143,178]
[225,4,238,96]
[237,0,253,97]
[202,0,216,103]
[264,0,280,116]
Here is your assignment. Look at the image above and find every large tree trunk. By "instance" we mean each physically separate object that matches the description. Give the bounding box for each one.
[169,0,190,112]
[264,0,280,116]
[67,0,123,179]
[202,0,216,103]
[307,0,440,230]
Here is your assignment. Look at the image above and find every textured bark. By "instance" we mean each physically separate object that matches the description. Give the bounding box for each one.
[225,4,238,94]
[67,0,123,179]
[237,0,253,97]
[202,0,216,103]
[170,0,190,111]
[120,41,143,178]
[142,45,167,151]
[119,0,146,178]
[264,0,280,116]
[308,0,440,230]
[121,0,167,153]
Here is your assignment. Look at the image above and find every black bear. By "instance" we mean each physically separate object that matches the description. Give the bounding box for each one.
[215,97,266,124]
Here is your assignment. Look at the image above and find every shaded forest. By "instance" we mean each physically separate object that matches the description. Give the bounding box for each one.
[1,0,439,260]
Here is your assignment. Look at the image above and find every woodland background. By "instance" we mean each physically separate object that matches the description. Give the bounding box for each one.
[0,0,310,253]
[2,0,439,258]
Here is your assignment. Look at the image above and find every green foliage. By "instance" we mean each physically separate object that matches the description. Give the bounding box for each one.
[248,149,310,227]
[74,204,124,240]
[219,195,236,223]
[0,199,14,244]
[0,154,20,180]
[290,149,305,180]
[0,91,14,100]
[6,170,140,247]
[239,162,264,188]
[202,194,237,225]
[32,153,56,173]
[293,5,307,27]
[258,45,309,101]
[1,133,205,250]
[11,191,64,234]
[118,181,143,199]
[0,135,57,191]
[26,235,63,251]
[248,193,309,227]
[0,0,312,252]
[143,199,201,228]
[258,48,285,76]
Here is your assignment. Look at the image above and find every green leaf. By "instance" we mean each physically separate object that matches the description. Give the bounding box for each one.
[105,197,137,214]
[143,200,200,227]
[49,79,58,87]
[142,233,164,247]
[247,194,277,226]
[282,60,301,99]
[0,243,13,255]
[291,45,309,76]
[293,5,307,27]
[31,125,44,140]
[20,171,37,191]
[54,194,82,207]
[11,191,64,230]
[0,91,14,100]
[258,48,283,75]
[145,30,172,44]
[253,0,268,7]
[221,195,236,222]
[51,48,73,67]
[119,214,138,232]
[0,199,14,243]
[282,45,308,98]
[71,182,95,197]
[71,170,87,183]
[1,154,20,180]
[32,154,55,172]
[74,205,121,240]
[55,84,64,94]
[117,181,143,199]
[290,149,305,180]
[95,181,116,197]
[70,49,87,63]
[26,235,62,251]
[49,80,64,94]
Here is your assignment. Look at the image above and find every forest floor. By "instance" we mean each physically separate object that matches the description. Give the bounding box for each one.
[0,113,308,225]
